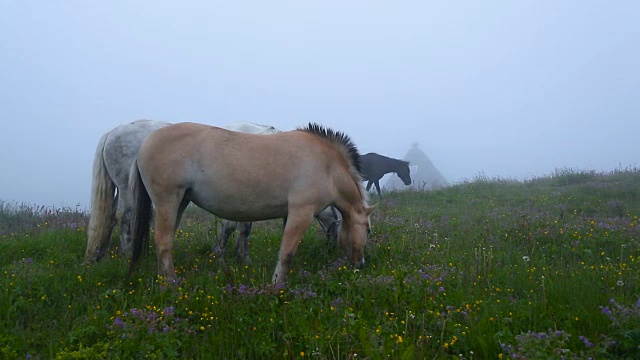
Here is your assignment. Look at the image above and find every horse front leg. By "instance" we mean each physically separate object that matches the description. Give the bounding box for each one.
[317,206,340,242]
[272,207,314,283]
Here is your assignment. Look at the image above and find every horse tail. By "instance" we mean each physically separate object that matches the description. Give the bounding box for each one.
[129,159,152,272]
[84,133,116,264]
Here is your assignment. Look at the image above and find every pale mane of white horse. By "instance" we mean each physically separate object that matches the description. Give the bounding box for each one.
[221,121,280,134]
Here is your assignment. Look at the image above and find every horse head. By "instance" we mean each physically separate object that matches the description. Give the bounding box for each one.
[338,203,376,268]
[397,161,412,186]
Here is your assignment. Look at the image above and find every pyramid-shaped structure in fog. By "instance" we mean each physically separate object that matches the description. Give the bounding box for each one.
[385,143,448,190]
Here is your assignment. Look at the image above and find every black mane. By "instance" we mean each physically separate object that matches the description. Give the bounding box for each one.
[298,122,362,173]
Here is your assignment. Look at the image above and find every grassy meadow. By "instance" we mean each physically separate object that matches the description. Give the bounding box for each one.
[1,168,639,359]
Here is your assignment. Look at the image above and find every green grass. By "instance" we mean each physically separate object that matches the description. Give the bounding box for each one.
[1,167,639,359]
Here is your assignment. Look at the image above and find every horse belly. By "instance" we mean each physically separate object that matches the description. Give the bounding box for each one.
[188,182,290,222]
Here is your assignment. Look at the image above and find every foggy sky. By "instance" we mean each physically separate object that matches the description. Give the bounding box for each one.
[1,1,639,209]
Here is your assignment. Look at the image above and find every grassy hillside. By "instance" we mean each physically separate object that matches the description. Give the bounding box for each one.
[1,168,639,359]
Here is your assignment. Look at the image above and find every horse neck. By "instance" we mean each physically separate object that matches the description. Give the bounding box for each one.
[375,155,404,173]
[333,172,368,216]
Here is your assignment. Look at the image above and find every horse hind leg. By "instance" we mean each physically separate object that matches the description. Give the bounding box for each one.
[117,188,135,259]
[174,198,190,232]
[122,179,176,261]
[272,206,315,283]
[234,222,252,263]
[374,180,382,198]
[152,197,186,283]
[214,220,237,257]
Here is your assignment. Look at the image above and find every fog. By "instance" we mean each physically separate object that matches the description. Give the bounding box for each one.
[1,1,638,209]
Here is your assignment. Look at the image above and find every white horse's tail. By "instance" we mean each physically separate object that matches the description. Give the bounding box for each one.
[129,159,152,274]
[84,133,116,264]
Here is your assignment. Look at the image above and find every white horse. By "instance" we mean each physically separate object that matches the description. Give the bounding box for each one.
[84,119,340,264]
[85,120,169,263]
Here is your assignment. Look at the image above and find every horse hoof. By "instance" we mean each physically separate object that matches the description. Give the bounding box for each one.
[212,245,224,257]
[272,272,287,284]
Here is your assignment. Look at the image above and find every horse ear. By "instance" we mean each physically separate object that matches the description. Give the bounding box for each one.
[365,203,378,216]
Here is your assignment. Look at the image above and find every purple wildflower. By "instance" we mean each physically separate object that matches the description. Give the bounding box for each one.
[330,297,344,309]
[579,335,594,348]
[163,306,175,315]
[290,287,317,298]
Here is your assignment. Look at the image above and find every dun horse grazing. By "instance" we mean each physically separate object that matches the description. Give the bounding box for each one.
[84,119,287,264]
[360,152,412,198]
[129,122,374,283]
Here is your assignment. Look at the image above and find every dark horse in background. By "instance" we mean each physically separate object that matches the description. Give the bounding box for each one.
[360,153,412,198]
